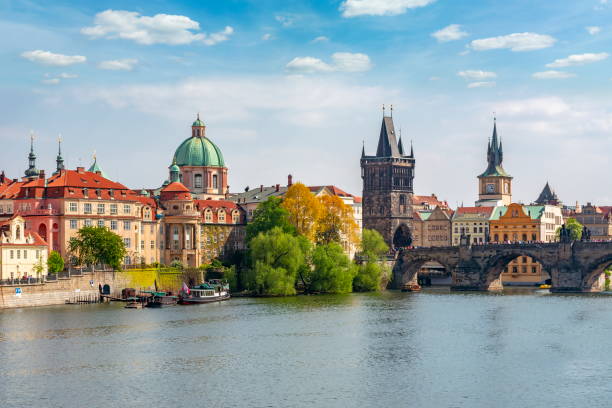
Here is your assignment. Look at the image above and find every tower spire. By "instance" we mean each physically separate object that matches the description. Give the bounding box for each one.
[55,134,65,173]
[24,131,38,178]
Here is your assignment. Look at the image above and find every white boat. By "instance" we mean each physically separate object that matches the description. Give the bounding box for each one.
[179,280,230,304]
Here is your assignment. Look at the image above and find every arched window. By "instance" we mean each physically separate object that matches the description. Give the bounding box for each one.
[212,174,218,189]
[15,225,21,240]
[194,174,203,189]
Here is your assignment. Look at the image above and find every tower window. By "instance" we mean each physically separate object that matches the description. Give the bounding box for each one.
[194,174,203,189]
[213,174,218,189]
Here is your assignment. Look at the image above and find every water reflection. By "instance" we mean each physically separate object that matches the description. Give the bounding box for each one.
[2,291,612,407]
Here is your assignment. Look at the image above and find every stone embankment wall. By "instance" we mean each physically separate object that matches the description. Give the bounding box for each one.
[0,269,183,309]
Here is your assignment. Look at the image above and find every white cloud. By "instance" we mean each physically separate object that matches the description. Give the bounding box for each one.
[275,14,296,27]
[546,52,609,68]
[470,32,556,52]
[458,70,496,80]
[262,33,272,41]
[58,73,78,78]
[340,0,436,17]
[81,10,233,46]
[532,70,576,79]
[467,81,495,88]
[41,78,60,85]
[432,24,468,42]
[98,58,139,71]
[586,26,601,35]
[286,52,372,74]
[312,36,329,43]
[21,50,86,66]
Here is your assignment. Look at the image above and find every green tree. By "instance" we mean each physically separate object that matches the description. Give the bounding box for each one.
[246,196,296,242]
[556,218,583,241]
[247,227,305,295]
[354,229,391,292]
[68,226,127,270]
[310,242,356,294]
[46,251,64,274]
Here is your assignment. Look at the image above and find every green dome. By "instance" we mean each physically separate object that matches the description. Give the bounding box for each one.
[174,136,225,167]
[192,118,205,127]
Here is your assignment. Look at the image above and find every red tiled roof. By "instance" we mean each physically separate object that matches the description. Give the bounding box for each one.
[455,206,494,216]
[353,196,362,204]
[195,199,239,210]
[412,194,448,208]
[0,181,25,199]
[161,182,190,193]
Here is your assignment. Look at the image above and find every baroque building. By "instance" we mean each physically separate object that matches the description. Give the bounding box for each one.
[476,119,512,207]
[361,112,415,248]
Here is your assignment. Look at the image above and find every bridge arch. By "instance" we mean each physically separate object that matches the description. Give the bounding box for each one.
[481,248,555,290]
[396,251,454,288]
[581,254,612,292]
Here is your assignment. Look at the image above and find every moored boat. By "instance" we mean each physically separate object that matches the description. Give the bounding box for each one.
[144,291,179,308]
[125,297,144,309]
[401,283,422,292]
[179,280,230,304]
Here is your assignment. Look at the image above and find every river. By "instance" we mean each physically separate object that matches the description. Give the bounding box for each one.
[1,289,612,407]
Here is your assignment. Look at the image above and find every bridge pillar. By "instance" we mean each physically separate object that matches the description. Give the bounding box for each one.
[549,263,584,293]
[450,260,492,291]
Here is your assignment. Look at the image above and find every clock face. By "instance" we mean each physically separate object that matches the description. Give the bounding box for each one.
[486,183,495,193]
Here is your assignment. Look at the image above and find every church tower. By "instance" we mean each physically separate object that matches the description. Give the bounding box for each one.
[361,108,415,248]
[24,132,39,179]
[476,118,512,206]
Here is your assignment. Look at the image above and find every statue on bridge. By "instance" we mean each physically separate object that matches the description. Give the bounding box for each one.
[581,226,591,242]
[560,224,571,243]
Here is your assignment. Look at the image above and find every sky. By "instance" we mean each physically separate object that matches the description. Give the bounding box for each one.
[1,0,611,207]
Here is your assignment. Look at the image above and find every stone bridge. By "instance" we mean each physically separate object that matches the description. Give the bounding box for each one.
[393,241,612,292]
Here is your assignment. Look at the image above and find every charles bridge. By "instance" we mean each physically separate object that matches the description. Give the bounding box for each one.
[393,241,612,292]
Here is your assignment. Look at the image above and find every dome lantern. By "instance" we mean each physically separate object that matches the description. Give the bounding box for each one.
[192,113,206,137]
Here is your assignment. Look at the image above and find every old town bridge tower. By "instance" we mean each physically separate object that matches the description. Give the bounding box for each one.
[361,109,415,248]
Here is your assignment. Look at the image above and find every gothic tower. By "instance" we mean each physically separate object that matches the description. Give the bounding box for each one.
[476,118,512,206]
[361,110,415,248]
[24,132,38,178]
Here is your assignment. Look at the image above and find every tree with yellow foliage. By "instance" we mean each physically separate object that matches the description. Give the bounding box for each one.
[316,194,359,247]
[281,183,322,241]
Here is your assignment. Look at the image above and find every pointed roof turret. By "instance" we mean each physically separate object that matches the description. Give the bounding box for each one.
[479,118,510,178]
[398,136,405,155]
[88,153,109,178]
[24,131,39,178]
[376,116,401,158]
[409,140,414,158]
[535,182,560,205]
[361,141,365,158]
[169,158,181,183]
[55,135,65,174]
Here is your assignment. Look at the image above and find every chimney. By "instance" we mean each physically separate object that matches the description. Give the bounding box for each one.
[77,167,85,174]
[260,185,263,192]
[96,171,102,175]
[275,184,280,192]
[39,170,45,179]
[287,174,293,187]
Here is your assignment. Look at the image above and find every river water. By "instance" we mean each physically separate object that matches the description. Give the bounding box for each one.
[1,289,612,408]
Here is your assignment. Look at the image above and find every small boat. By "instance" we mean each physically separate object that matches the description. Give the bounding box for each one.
[179,280,230,305]
[539,284,552,289]
[401,283,422,292]
[125,297,144,309]
[144,291,178,308]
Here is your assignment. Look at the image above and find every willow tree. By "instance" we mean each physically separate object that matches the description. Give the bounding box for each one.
[68,226,126,271]
[281,182,321,241]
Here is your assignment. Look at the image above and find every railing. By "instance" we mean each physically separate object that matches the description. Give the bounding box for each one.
[0,277,43,286]
[46,274,58,281]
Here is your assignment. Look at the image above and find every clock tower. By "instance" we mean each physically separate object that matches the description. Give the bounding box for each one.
[476,118,512,207]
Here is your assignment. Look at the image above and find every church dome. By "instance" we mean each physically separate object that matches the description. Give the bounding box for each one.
[173,134,225,167]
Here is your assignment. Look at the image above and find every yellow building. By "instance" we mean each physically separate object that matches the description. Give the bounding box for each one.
[490,203,563,284]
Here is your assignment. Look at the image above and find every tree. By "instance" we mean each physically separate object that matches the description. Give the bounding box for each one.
[315,194,359,247]
[68,226,126,270]
[282,183,321,241]
[354,229,391,292]
[310,242,356,294]
[246,196,295,241]
[47,251,64,274]
[247,227,305,295]
[556,218,583,241]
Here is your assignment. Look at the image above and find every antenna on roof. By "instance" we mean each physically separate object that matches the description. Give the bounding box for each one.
[382,104,385,117]
[390,104,393,118]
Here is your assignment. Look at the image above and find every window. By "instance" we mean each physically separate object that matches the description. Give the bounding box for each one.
[69,202,77,212]
[150,240,155,249]
[70,219,78,229]
[532,266,537,274]
[205,210,212,223]
[522,266,527,274]
[97,219,105,228]
[84,203,92,214]
[110,204,118,215]
[195,174,203,188]
[36,250,41,259]
[97,203,105,214]
[522,257,527,263]
[17,250,20,259]
[10,250,13,259]
[110,220,117,230]
[123,221,131,230]
[124,256,131,265]
[512,266,518,273]
[123,204,131,215]
[140,240,144,250]
[84,219,92,227]
[23,250,27,259]
[219,211,226,223]
[213,174,218,189]
[124,238,131,248]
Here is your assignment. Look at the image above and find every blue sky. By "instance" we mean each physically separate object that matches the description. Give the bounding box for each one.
[1,0,611,206]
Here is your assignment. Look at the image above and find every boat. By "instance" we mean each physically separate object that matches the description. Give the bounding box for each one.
[179,280,230,304]
[401,283,422,292]
[144,291,178,308]
[539,284,552,289]
[125,297,144,309]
